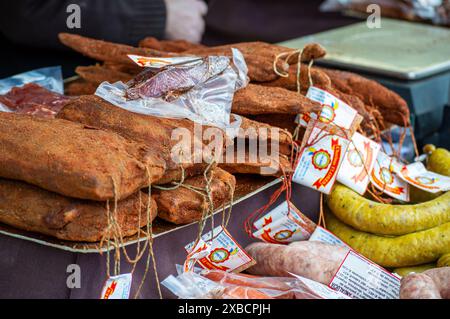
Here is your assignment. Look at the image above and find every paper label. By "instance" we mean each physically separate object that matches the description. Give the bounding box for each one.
[185,226,255,273]
[293,125,350,194]
[100,273,132,299]
[127,54,202,68]
[288,273,351,299]
[329,251,400,299]
[252,203,316,244]
[253,201,316,230]
[298,87,358,130]
[308,226,349,248]
[399,161,450,193]
[337,132,381,195]
[370,151,409,201]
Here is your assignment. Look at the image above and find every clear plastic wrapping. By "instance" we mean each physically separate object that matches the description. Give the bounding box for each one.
[95,49,248,135]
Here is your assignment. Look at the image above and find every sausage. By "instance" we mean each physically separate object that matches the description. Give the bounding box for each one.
[427,147,450,177]
[325,212,450,267]
[245,241,349,285]
[393,264,436,277]
[438,253,450,267]
[400,267,450,299]
[327,184,450,235]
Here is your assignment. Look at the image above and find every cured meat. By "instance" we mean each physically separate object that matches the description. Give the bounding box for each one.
[248,114,298,134]
[126,56,229,100]
[232,84,321,115]
[58,33,176,65]
[238,115,293,156]
[262,64,332,94]
[139,37,206,52]
[0,83,71,118]
[0,178,156,242]
[0,112,165,201]
[219,151,292,177]
[319,67,410,126]
[153,168,236,225]
[65,79,98,96]
[59,33,324,83]
[75,65,134,86]
[184,42,326,83]
[57,95,225,185]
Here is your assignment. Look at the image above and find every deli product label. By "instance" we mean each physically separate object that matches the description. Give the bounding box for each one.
[253,201,316,244]
[297,86,358,130]
[399,161,450,193]
[309,226,349,248]
[337,132,381,195]
[293,124,350,194]
[329,251,400,299]
[185,226,255,273]
[100,273,132,299]
[370,151,409,201]
[128,54,201,68]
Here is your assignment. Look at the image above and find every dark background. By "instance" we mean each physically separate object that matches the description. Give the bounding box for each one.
[0,0,359,78]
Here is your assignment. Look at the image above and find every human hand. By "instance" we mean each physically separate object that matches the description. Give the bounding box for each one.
[165,0,208,43]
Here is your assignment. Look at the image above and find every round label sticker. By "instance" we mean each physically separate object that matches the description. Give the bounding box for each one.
[415,176,436,185]
[319,104,335,124]
[347,149,364,167]
[380,167,394,185]
[274,229,293,241]
[208,248,230,264]
[312,149,331,170]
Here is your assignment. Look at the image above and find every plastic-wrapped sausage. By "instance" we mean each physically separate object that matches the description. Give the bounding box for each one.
[245,241,349,285]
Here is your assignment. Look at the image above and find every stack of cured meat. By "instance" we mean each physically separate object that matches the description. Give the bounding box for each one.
[0,33,410,243]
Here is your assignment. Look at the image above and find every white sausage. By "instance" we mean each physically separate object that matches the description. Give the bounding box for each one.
[245,241,349,285]
[400,267,450,299]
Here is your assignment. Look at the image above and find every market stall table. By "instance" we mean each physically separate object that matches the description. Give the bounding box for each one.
[0,178,320,299]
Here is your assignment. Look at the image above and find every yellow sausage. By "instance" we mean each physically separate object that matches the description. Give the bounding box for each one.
[410,146,449,203]
[393,264,436,277]
[327,184,450,235]
[427,147,450,177]
[325,212,450,268]
[437,253,450,267]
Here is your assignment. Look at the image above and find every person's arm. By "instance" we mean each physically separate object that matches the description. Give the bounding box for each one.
[0,0,166,49]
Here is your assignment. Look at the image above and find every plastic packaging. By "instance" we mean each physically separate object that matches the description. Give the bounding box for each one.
[0,66,69,117]
[162,268,351,299]
[95,49,248,136]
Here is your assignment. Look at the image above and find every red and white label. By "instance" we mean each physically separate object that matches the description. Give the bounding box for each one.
[184,226,255,273]
[128,54,201,68]
[253,202,316,244]
[100,273,132,299]
[293,125,350,194]
[297,87,358,130]
[337,132,381,195]
[399,161,450,193]
[370,151,409,201]
[329,251,400,299]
